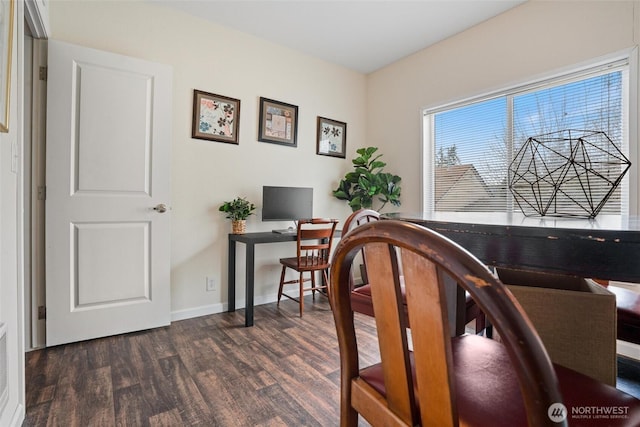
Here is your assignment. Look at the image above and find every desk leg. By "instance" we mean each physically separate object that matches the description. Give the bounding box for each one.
[245,243,255,327]
[228,239,236,312]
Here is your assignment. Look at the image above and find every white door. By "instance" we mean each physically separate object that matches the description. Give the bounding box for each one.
[45,40,172,346]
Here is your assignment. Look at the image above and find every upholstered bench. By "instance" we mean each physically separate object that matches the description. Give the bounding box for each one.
[496,268,618,385]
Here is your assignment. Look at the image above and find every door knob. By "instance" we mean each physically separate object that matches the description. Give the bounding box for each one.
[153,203,168,213]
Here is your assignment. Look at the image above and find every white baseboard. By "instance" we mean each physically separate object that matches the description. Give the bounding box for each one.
[170,303,226,321]
[617,340,640,361]
[170,293,280,322]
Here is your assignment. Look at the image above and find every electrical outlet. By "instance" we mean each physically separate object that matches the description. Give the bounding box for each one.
[206,277,216,292]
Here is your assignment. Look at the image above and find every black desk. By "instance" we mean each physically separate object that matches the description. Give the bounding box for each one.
[384,212,640,334]
[227,230,341,326]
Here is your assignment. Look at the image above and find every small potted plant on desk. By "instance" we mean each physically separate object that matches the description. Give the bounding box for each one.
[219,197,256,234]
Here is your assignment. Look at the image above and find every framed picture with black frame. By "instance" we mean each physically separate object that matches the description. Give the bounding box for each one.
[258,97,298,147]
[192,90,241,144]
[316,116,346,158]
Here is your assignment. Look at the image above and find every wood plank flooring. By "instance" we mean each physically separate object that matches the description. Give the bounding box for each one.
[24,297,379,426]
[24,296,640,426]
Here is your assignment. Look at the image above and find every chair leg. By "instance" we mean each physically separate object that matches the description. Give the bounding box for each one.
[311,272,317,300]
[475,312,486,334]
[323,270,330,298]
[485,322,493,339]
[343,403,359,427]
[299,272,305,317]
[278,266,287,307]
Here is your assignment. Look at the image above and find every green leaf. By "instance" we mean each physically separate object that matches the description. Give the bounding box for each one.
[344,171,361,182]
[333,190,349,200]
[364,147,378,157]
[352,158,366,167]
[369,160,386,171]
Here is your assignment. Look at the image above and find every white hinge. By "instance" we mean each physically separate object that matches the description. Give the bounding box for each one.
[39,66,47,81]
[37,186,46,200]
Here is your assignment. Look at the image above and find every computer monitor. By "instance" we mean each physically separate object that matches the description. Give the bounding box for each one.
[262,186,313,232]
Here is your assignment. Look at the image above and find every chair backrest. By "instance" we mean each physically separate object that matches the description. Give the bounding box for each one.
[329,220,564,427]
[342,209,380,286]
[343,209,380,233]
[295,218,339,269]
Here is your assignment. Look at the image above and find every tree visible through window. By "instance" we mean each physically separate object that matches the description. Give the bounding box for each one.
[425,61,629,215]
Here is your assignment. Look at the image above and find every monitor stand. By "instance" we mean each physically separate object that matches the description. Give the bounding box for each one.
[272,228,296,234]
[272,221,298,234]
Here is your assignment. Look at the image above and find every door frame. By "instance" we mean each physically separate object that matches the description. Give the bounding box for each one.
[23,1,49,351]
[25,37,46,350]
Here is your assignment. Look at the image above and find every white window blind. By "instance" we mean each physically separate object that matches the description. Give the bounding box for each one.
[425,59,630,216]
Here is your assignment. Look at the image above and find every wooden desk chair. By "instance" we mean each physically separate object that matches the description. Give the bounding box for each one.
[278,218,339,317]
[329,220,640,427]
[343,209,487,334]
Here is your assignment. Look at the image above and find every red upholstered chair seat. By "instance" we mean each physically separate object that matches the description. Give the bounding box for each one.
[607,285,640,345]
[359,335,640,427]
[350,284,378,318]
[351,284,486,332]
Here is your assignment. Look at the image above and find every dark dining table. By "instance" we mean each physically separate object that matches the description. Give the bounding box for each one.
[383,211,640,334]
[384,211,640,282]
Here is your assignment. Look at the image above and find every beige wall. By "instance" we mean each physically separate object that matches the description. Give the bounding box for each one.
[368,0,640,214]
[47,0,640,319]
[49,1,365,317]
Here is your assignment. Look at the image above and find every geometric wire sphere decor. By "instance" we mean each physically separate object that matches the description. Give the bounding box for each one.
[508,129,631,218]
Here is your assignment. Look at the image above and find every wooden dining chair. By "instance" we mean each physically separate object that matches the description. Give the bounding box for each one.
[278,218,339,317]
[329,220,640,427]
[343,209,488,334]
[341,209,380,287]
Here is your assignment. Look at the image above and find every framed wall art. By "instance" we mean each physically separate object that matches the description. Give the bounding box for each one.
[0,0,14,133]
[258,97,298,147]
[192,89,241,144]
[316,116,346,158]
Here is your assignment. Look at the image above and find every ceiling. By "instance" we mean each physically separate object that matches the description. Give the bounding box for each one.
[155,0,527,74]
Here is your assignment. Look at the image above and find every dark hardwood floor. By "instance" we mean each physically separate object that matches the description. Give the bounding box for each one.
[24,297,379,426]
[24,297,640,426]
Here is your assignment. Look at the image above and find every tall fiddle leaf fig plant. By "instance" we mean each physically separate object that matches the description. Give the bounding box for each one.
[333,147,402,212]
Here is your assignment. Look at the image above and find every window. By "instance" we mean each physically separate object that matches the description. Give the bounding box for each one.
[423,58,631,217]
